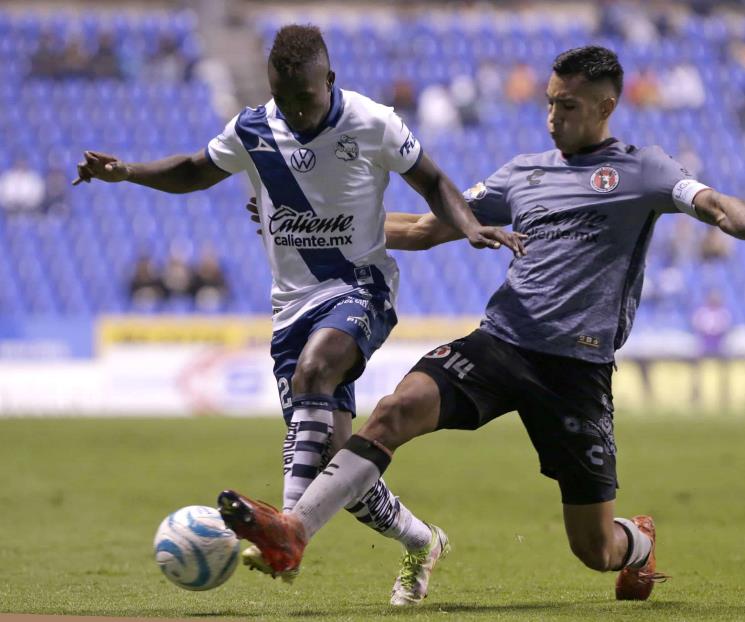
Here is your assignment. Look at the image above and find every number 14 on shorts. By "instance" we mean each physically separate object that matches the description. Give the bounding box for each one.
[442,352,474,379]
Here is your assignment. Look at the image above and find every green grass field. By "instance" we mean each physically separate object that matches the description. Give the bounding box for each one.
[1,414,744,621]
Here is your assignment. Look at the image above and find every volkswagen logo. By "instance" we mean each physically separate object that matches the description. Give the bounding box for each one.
[290,148,316,173]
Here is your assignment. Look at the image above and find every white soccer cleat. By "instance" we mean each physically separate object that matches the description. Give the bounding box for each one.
[390,524,450,606]
[241,544,300,584]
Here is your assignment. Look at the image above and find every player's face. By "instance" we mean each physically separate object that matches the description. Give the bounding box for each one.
[546,72,615,154]
[268,59,334,135]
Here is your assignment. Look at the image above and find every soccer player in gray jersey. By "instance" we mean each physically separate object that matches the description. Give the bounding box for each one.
[217,46,745,602]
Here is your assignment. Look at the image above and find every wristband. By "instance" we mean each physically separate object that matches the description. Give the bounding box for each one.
[672,179,709,218]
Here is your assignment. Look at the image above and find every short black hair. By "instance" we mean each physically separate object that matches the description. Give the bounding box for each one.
[552,46,624,96]
[269,24,330,75]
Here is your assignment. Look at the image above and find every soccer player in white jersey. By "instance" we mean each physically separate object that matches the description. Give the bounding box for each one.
[74,24,525,603]
[216,46,745,603]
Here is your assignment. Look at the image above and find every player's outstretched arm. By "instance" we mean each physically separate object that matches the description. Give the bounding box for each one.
[402,153,526,256]
[73,149,230,194]
[384,212,463,251]
[694,189,745,240]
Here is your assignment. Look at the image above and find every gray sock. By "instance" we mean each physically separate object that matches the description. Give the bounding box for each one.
[294,448,382,538]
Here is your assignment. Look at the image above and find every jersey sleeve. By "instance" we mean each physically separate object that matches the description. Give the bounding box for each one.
[463,162,513,226]
[642,146,709,218]
[206,113,251,174]
[377,111,422,174]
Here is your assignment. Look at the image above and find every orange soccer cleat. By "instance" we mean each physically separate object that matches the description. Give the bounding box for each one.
[615,515,668,600]
[217,490,307,578]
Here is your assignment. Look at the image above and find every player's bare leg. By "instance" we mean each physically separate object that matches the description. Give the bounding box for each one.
[356,372,441,448]
[222,372,450,604]
[241,333,436,591]
[563,501,667,599]
[563,501,630,571]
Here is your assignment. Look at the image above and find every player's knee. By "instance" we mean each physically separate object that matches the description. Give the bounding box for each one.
[292,357,333,393]
[369,395,404,434]
[568,536,614,572]
[368,392,422,443]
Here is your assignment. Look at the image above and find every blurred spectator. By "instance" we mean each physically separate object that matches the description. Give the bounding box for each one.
[643,256,685,309]
[651,6,675,39]
[30,32,120,82]
[690,289,733,409]
[475,60,502,122]
[627,67,661,107]
[659,64,705,110]
[689,0,714,17]
[143,35,188,82]
[389,78,417,124]
[504,63,538,104]
[30,31,61,78]
[450,74,479,126]
[699,227,733,262]
[665,218,696,265]
[417,83,459,132]
[0,160,45,213]
[676,140,703,179]
[192,248,229,312]
[737,91,745,133]
[599,0,658,43]
[692,290,732,357]
[128,255,167,309]
[475,60,502,99]
[92,32,124,81]
[193,57,240,119]
[597,0,625,39]
[729,40,745,70]
[645,218,692,307]
[40,169,70,216]
[59,37,94,80]
[162,247,196,299]
[641,256,675,309]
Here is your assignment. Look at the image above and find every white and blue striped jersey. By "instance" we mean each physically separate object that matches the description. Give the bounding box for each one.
[207,86,422,329]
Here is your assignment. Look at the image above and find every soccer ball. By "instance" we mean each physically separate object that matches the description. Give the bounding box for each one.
[153,505,240,591]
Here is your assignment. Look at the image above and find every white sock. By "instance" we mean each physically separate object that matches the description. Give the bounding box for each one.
[282,394,334,512]
[294,447,383,538]
[346,478,432,550]
[614,517,652,568]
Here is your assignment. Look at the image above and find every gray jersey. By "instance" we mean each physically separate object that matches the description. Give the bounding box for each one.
[466,138,704,363]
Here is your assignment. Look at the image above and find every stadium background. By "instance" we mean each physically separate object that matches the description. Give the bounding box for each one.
[0,0,744,415]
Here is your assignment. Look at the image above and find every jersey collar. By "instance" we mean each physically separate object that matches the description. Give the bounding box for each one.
[276,84,345,145]
[562,137,618,160]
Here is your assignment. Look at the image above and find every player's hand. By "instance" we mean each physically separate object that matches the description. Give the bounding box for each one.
[245,197,262,235]
[466,225,528,257]
[73,151,130,186]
